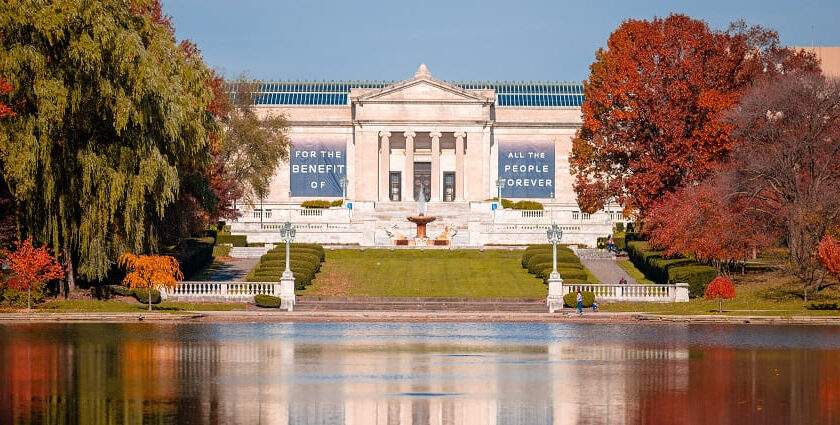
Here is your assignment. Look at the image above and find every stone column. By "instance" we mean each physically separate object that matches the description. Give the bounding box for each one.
[379,131,391,201]
[454,131,465,201]
[404,131,415,202]
[430,131,441,201]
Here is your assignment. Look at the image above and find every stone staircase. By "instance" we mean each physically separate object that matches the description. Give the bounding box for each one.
[354,202,490,244]
[293,296,548,312]
[229,246,271,259]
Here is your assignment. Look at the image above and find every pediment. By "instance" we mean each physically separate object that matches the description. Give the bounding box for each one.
[354,76,492,104]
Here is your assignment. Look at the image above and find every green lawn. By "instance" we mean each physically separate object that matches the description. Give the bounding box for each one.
[600,270,840,316]
[36,299,246,313]
[301,249,547,298]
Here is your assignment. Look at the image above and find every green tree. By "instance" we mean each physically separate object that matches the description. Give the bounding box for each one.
[219,78,290,205]
[0,1,217,290]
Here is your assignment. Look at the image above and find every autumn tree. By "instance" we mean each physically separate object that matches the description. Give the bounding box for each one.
[4,238,64,309]
[218,77,290,205]
[570,14,819,215]
[645,175,768,274]
[728,72,840,301]
[704,277,736,313]
[817,236,840,283]
[118,254,183,311]
[0,1,217,291]
[0,77,13,118]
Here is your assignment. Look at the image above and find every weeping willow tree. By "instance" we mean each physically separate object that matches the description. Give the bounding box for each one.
[0,0,217,290]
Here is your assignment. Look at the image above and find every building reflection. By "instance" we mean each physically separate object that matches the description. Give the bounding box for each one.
[1,323,837,424]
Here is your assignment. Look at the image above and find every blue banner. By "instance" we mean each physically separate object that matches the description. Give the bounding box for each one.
[498,140,554,198]
[290,140,346,197]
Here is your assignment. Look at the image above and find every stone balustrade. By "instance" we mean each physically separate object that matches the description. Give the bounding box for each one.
[162,281,282,303]
[563,282,690,303]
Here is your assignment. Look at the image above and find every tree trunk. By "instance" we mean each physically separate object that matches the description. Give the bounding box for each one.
[27,285,31,310]
[148,287,152,312]
[63,246,75,299]
[719,298,722,313]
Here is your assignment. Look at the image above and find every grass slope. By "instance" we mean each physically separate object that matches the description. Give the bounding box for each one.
[302,249,546,298]
[37,300,246,312]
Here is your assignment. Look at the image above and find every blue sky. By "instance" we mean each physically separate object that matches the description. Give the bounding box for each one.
[163,0,839,82]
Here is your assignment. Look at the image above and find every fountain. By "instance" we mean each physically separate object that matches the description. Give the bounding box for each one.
[405,182,437,245]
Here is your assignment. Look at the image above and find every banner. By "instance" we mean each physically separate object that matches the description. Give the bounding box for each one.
[290,140,346,197]
[498,140,554,198]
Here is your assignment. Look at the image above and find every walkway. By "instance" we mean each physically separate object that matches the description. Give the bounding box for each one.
[581,258,639,286]
[207,258,259,281]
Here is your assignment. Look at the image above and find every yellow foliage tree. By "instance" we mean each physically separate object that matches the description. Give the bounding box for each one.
[118,254,183,311]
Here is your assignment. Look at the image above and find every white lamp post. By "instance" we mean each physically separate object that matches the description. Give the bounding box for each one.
[495,178,506,209]
[278,221,296,311]
[545,223,565,313]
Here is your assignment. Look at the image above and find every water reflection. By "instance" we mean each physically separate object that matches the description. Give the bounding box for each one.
[0,323,839,424]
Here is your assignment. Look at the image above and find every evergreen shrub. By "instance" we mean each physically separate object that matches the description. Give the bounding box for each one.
[216,234,247,247]
[254,294,282,308]
[563,291,595,308]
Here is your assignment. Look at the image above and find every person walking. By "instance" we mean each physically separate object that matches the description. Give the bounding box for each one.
[576,290,583,316]
[619,277,627,296]
[607,236,615,253]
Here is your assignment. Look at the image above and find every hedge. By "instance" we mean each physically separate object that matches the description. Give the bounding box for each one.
[534,262,583,275]
[330,199,343,207]
[109,285,134,297]
[511,200,544,210]
[254,294,282,308]
[527,253,581,273]
[669,265,718,298]
[612,233,626,250]
[133,288,161,304]
[261,252,320,266]
[269,245,325,261]
[168,238,214,280]
[300,200,331,208]
[563,291,595,308]
[259,260,318,273]
[216,234,247,247]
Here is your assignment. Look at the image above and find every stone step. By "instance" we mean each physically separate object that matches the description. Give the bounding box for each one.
[229,247,271,259]
[572,248,616,260]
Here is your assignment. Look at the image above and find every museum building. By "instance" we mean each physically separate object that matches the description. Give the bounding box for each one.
[230,65,618,246]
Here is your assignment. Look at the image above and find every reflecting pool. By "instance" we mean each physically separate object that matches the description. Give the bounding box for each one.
[1,322,840,424]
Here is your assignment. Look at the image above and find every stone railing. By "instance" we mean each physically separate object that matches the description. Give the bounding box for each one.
[162,281,281,303]
[562,282,689,303]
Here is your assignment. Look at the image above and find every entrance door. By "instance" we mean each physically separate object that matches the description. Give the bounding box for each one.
[389,171,401,201]
[414,162,431,201]
[443,172,455,202]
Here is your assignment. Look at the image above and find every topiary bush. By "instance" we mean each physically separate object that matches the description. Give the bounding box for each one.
[254,294,282,308]
[216,234,247,247]
[300,200,331,208]
[669,265,717,298]
[563,291,595,308]
[108,285,134,297]
[534,262,583,278]
[511,200,544,210]
[527,253,581,274]
[330,199,343,207]
[133,288,162,305]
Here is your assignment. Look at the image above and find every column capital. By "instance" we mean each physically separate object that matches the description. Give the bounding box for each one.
[378,131,391,139]
[430,131,442,139]
[403,131,416,139]
[453,131,466,139]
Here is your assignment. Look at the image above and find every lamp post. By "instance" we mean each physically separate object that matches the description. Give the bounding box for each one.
[495,178,506,209]
[279,221,296,279]
[340,175,348,206]
[277,221,297,311]
[545,223,565,313]
[546,223,564,280]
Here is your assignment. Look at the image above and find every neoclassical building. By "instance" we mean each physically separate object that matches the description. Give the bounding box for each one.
[231,65,618,246]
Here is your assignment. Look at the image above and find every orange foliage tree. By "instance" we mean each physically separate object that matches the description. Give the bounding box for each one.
[570,14,818,215]
[4,238,64,309]
[118,254,183,311]
[818,236,840,281]
[704,277,736,312]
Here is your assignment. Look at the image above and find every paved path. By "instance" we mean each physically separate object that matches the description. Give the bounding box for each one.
[207,258,259,281]
[581,258,639,285]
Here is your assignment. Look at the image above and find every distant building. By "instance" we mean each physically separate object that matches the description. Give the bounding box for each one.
[230,65,618,247]
[794,46,840,78]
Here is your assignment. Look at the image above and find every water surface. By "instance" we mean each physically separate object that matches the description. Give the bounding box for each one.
[1,322,839,424]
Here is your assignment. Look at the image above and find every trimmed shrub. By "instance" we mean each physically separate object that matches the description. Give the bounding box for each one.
[259,260,317,274]
[501,198,514,209]
[612,233,626,250]
[269,246,324,262]
[254,294,282,308]
[613,222,625,233]
[300,200,331,208]
[133,288,162,305]
[557,268,588,281]
[534,262,583,277]
[561,278,589,285]
[216,234,247,247]
[212,244,232,257]
[668,265,717,298]
[330,199,343,207]
[1,287,46,307]
[109,285,134,297]
[261,252,320,266]
[512,200,544,210]
[563,291,595,308]
[527,253,580,274]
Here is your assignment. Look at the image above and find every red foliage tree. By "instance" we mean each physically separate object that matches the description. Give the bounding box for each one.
[570,14,819,215]
[0,78,14,118]
[704,277,736,312]
[645,174,769,273]
[4,238,64,309]
[818,236,840,281]
[206,71,241,220]
[119,253,183,311]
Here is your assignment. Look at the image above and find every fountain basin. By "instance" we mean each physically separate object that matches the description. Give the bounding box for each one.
[407,215,437,239]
